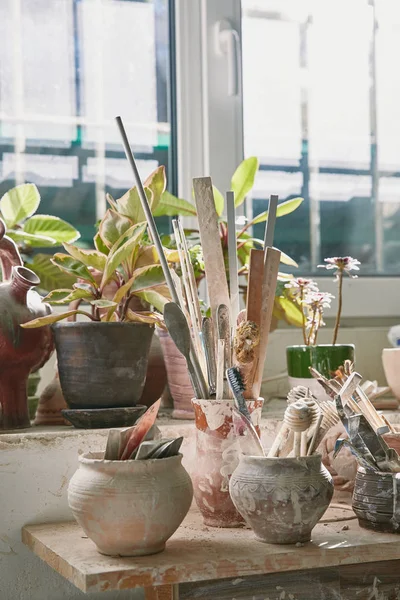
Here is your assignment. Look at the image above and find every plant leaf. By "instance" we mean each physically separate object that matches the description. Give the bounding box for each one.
[21,310,93,329]
[106,193,117,210]
[0,183,41,227]
[250,197,304,226]
[111,265,165,306]
[153,190,197,217]
[7,229,57,247]
[273,296,303,328]
[43,287,95,305]
[241,237,298,268]
[231,157,259,207]
[144,166,166,213]
[24,214,80,244]
[27,254,77,292]
[51,253,97,285]
[99,209,133,248]
[116,186,153,224]
[94,231,110,255]
[125,309,165,328]
[101,222,147,289]
[63,242,106,272]
[134,285,171,313]
[90,299,117,308]
[213,186,224,216]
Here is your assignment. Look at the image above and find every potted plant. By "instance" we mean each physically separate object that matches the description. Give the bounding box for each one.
[285,257,360,397]
[22,183,174,423]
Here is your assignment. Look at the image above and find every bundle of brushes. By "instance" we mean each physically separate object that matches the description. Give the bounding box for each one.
[103,399,183,461]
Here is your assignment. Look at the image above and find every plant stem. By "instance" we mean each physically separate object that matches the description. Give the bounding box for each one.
[300,288,307,345]
[332,271,343,345]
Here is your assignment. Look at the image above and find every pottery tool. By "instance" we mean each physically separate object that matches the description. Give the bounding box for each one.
[307,412,324,456]
[104,430,120,460]
[134,440,165,460]
[151,436,184,459]
[226,366,251,420]
[116,116,205,398]
[226,190,239,326]
[216,339,225,400]
[284,400,313,458]
[342,372,390,432]
[177,218,203,330]
[334,438,379,472]
[245,249,264,326]
[232,407,265,457]
[119,399,161,460]
[193,177,230,330]
[217,304,232,396]
[202,317,217,397]
[164,302,208,399]
[246,195,281,399]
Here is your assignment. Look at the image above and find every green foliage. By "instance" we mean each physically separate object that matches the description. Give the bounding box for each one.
[230,156,259,207]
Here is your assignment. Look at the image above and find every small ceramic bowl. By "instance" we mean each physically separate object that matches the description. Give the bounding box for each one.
[382,348,400,400]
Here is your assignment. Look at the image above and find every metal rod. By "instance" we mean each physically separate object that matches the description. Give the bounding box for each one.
[264,194,278,250]
[226,191,239,325]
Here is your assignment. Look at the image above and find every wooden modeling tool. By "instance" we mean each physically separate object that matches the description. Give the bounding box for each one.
[226,190,239,326]
[217,304,232,396]
[246,249,264,326]
[193,177,230,330]
[202,317,217,397]
[116,116,205,397]
[232,408,265,457]
[285,401,313,458]
[164,302,208,399]
[216,339,225,400]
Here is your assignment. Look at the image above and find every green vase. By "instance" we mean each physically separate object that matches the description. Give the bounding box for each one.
[286,344,355,399]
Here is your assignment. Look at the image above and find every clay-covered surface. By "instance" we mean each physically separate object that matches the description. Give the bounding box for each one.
[21,506,400,593]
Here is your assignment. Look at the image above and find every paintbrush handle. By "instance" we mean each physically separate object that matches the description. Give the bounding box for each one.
[216,339,225,400]
[307,412,324,456]
[301,431,308,456]
[267,422,289,458]
[294,432,301,458]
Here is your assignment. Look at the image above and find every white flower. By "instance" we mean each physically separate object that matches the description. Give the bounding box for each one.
[318,256,361,280]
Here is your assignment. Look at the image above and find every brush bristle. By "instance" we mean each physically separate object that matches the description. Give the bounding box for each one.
[227,367,245,393]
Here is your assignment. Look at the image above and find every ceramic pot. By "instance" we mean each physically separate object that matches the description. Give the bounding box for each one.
[286,344,355,400]
[382,348,400,401]
[159,329,195,419]
[53,322,154,409]
[68,452,193,556]
[34,368,69,426]
[139,330,167,407]
[0,265,53,429]
[229,454,333,544]
[191,397,263,527]
[352,467,400,533]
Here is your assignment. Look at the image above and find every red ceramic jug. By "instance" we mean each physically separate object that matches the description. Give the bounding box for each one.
[0,219,53,429]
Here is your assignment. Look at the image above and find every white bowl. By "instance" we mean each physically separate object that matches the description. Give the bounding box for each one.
[382,348,400,400]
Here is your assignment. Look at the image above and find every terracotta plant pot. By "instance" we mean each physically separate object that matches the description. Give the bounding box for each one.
[68,452,193,556]
[286,344,355,400]
[230,454,333,544]
[191,397,263,528]
[382,348,400,401]
[53,322,154,409]
[352,467,400,533]
[139,331,167,407]
[159,329,195,419]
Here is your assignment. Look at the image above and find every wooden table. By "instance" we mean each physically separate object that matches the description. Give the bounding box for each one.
[22,507,400,599]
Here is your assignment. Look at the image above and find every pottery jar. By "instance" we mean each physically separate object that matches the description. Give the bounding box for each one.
[286,344,355,401]
[352,467,400,533]
[159,329,195,419]
[229,454,333,544]
[68,452,193,556]
[191,397,263,528]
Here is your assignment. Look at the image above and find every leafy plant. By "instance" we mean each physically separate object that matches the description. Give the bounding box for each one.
[0,183,80,290]
[21,170,180,329]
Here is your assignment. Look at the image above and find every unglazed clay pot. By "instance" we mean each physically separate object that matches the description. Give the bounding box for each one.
[53,322,154,409]
[159,329,195,419]
[68,452,193,556]
[352,467,400,533]
[229,454,333,544]
[191,397,263,527]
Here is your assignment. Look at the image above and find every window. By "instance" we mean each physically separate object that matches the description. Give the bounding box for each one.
[0,0,175,244]
[241,0,400,276]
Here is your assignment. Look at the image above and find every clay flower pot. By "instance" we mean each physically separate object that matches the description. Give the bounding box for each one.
[229,454,333,544]
[68,452,193,556]
[191,397,263,528]
[286,344,355,400]
[159,329,195,419]
[53,322,154,409]
[352,467,400,533]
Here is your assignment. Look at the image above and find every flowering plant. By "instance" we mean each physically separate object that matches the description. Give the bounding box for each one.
[285,278,333,345]
[318,256,360,345]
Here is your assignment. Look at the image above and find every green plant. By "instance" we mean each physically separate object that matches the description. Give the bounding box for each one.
[0,183,80,290]
[22,168,179,329]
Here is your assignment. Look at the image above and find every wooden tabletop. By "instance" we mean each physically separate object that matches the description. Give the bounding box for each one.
[22,507,400,594]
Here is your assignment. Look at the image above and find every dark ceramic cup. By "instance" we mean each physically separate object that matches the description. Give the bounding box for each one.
[53,322,154,409]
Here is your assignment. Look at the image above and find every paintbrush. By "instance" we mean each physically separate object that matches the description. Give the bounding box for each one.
[226,366,251,420]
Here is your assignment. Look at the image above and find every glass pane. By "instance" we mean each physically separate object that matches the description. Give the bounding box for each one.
[0,0,174,246]
[242,0,400,275]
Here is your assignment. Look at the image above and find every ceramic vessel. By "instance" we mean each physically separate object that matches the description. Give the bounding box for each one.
[139,330,167,407]
[159,329,195,419]
[53,321,154,409]
[382,348,400,401]
[191,397,263,527]
[352,467,400,533]
[34,368,69,426]
[229,454,333,544]
[287,344,355,400]
[68,452,193,556]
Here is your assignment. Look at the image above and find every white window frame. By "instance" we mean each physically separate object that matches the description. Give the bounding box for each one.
[174,0,400,320]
